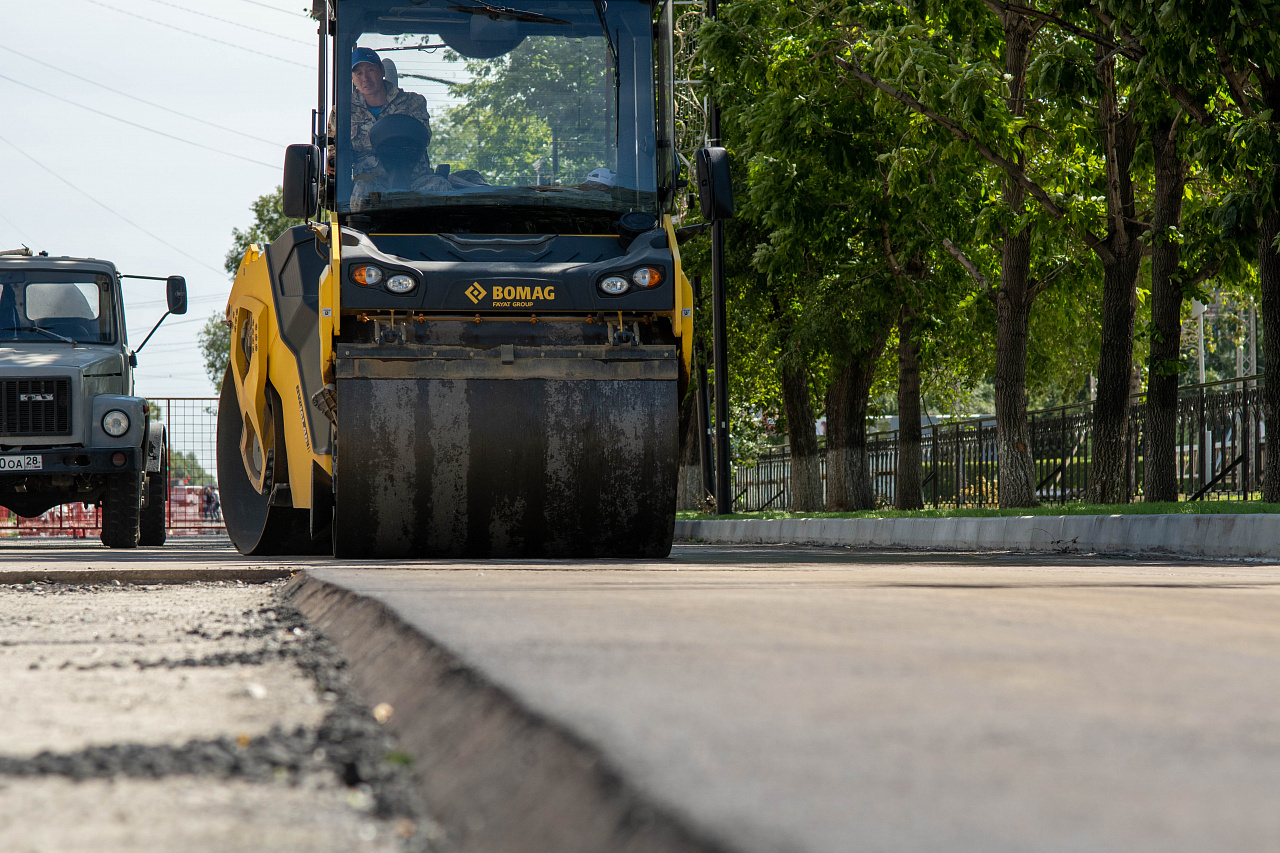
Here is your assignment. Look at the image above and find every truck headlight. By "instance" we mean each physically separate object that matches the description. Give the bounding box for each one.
[102,410,130,437]
[599,275,630,296]
[352,265,383,286]
[385,274,417,294]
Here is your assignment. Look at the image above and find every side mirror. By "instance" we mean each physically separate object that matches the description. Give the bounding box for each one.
[282,144,320,219]
[166,276,187,315]
[695,147,734,222]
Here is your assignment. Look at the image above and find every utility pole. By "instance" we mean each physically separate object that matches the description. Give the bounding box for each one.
[706,0,731,515]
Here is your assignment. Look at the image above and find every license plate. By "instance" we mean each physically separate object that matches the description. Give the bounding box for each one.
[0,454,42,471]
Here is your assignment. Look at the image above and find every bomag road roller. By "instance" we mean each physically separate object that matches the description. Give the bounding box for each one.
[217,0,733,558]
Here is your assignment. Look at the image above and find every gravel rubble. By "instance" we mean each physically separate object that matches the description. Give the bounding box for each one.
[0,580,436,852]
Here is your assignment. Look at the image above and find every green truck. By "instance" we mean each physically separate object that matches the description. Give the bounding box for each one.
[0,248,187,547]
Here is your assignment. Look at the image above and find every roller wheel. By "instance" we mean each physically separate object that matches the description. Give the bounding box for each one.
[100,471,141,549]
[216,368,323,555]
[138,450,168,546]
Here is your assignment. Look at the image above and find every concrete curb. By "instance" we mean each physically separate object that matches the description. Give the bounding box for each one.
[675,514,1280,560]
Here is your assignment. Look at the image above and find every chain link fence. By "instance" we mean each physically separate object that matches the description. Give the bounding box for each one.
[0,397,226,539]
[729,376,1267,512]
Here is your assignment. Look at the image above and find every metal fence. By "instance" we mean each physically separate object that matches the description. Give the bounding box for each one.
[0,397,226,539]
[731,375,1267,512]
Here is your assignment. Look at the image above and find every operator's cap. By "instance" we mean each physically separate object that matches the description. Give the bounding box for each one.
[352,46,383,70]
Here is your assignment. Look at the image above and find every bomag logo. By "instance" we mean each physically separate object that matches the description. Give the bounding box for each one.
[469,282,557,308]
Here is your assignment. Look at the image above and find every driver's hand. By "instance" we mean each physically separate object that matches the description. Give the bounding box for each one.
[326,160,335,177]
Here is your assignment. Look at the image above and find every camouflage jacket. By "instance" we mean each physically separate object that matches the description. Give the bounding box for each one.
[327,83,432,180]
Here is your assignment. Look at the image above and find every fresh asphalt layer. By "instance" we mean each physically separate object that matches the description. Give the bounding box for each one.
[7,538,1280,852]
[295,545,1280,853]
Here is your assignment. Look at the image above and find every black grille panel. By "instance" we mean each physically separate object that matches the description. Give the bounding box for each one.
[0,378,72,436]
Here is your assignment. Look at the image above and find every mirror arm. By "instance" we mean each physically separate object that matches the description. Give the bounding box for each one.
[132,311,171,358]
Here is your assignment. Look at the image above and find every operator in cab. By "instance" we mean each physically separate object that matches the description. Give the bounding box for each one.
[327,46,446,203]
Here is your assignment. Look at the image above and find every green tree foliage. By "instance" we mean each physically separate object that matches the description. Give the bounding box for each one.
[693,0,1275,508]
[223,186,304,277]
[434,38,609,184]
[169,450,211,486]
[197,312,230,392]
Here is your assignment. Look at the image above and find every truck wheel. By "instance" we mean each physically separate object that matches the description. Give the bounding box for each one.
[138,470,167,546]
[101,472,142,549]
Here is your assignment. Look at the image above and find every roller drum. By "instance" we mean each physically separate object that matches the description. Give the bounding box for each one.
[331,374,678,558]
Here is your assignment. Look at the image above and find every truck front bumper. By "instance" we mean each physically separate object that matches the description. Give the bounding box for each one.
[0,446,139,476]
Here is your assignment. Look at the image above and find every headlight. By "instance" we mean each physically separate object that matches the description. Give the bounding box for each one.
[102,410,130,437]
[631,267,662,288]
[385,274,417,294]
[352,265,383,286]
[599,275,630,296]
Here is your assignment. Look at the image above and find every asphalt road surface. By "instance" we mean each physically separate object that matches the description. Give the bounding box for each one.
[4,538,1280,852]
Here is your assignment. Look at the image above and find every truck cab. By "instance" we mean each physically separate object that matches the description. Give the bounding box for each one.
[0,252,186,547]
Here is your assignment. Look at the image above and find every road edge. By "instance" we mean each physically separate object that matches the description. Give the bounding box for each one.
[674,513,1280,560]
[283,572,733,853]
[0,567,292,584]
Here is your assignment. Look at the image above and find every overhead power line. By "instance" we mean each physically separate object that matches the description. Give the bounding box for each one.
[0,130,223,277]
[0,71,277,169]
[85,0,310,68]
[0,44,286,149]
[139,0,312,45]
[237,0,311,17]
[0,210,37,247]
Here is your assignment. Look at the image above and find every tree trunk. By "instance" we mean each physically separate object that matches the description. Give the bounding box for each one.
[780,362,823,512]
[895,308,924,510]
[1087,48,1143,505]
[676,383,703,510]
[1088,249,1143,503]
[994,225,1039,507]
[826,332,889,511]
[1261,206,1280,501]
[1144,116,1189,502]
[1258,75,1280,502]
[991,7,1040,507]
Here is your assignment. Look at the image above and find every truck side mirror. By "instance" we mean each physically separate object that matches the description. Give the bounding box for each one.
[282,144,320,219]
[166,276,187,315]
[695,147,734,222]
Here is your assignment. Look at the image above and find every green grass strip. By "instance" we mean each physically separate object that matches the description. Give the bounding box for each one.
[677,501,1280,521]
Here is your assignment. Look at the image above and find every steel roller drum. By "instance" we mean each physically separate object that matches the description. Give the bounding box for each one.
[331,375,678,558]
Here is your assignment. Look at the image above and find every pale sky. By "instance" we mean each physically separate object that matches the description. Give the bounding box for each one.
[1,0,319,398]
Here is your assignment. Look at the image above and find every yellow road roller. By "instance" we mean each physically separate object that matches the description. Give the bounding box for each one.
[217,0,732,558]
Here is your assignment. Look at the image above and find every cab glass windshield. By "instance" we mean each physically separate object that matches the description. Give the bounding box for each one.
[333,0,659,218]
[0,272,116,345]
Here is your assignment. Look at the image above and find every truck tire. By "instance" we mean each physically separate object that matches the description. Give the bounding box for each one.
[138,470,167,546]
[101,472,142,549]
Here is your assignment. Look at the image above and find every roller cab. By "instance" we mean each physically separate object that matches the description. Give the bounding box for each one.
[219,0,699,558]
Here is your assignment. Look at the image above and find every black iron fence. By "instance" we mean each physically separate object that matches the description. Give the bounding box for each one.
[731,375,1266,512]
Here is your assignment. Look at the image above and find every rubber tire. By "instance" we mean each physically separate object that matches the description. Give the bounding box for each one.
[138,475,167,547]
[100,471,142,549]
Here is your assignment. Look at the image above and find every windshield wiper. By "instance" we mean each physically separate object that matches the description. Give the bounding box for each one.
[448,1,570,25]
[592,0,620,140]
[592,0,618,69]
[0,325,78,346]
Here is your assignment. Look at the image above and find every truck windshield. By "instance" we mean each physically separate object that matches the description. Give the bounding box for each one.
[0,272,116,345]
[333,0,659,220]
